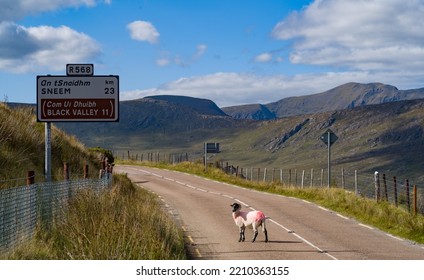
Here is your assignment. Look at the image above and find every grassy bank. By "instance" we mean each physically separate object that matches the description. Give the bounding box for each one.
[4,174,186,260]
[120,160,424,245]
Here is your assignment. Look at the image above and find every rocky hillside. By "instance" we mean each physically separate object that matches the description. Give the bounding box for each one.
[222,82,424,119]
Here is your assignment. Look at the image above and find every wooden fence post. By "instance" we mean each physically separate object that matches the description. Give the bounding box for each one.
[257,168,260,182]
[280,169,283,185]
[406,179,410,212]
[320,169,324,188]
[289,169,292,186]
[64,163,70,180]
[310,168,313,188]
[354,170,358,195]
[413,185,418,215]
[341,168,345,189]
[294,169,298,186]
[383,174,388,201]
[263,168,267,183]
[374,171,380,202]
[84,164,89,179]
[301,170,305,189]
[394,176,398,207]
[27,171,35,185]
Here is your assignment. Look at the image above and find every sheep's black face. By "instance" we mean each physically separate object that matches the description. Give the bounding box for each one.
[231,203,241,212]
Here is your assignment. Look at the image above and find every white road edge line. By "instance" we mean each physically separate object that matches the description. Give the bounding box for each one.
[358,223,374,230]
[336,214,349,220]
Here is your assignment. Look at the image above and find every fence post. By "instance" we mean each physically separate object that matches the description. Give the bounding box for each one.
[289,169,292,186]
[272,168,275,183]
[295,169,298,186]
[84,164,89,179]
[280,169,283,185]
[414,185,418,215]
[263,168,267,183]
[394,176,398,207]
[257,168,260,182]
[341,168,345,189]
[301,170,305,189]
[383,174,388,201]
[320,169,324,188]
[354,170,358,195]
[406,179,410,212]
[64,162,70,180]
[27,171,35,185]
[310,168,313,188]
[374,171,380,202]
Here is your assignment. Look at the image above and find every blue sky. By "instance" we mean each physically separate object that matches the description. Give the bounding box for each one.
[1,0,424,107]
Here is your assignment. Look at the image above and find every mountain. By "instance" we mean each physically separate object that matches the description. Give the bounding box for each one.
[220,98,424,182]
[56,95,254,151]
[220,104,276,120]
[145,95,227,116]
[222,82,424,120]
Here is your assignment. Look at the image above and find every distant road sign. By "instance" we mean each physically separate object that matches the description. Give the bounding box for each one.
[37,75,119,122]
[320,129,338,146]
[206,142,220,153]
[66,64,94,76]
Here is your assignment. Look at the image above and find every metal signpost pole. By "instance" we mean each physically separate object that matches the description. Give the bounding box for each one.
[204,142,207,171]
[45,122,52,182]
[327,131,331,189]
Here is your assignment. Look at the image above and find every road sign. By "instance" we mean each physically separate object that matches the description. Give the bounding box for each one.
[320,129,338,146]
[37,75,119,122]
[66,64,94,76]
[320,129,338,188]
[206,142,220,153]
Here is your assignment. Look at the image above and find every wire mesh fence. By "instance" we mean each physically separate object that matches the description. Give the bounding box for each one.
[0,175,112,255]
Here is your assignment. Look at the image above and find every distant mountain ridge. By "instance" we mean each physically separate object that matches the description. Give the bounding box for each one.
[222,82,424,120]
[145,95,227,116]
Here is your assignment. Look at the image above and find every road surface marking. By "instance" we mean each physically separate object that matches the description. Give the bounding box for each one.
[318,206,330,212]
[358,223,374,230]
[337,214,349,220]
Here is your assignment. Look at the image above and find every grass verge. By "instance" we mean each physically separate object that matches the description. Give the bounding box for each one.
[119,160,424,245]
[3,174,186,260]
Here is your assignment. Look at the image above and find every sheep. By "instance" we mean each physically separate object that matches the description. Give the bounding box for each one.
[230,202,268,242]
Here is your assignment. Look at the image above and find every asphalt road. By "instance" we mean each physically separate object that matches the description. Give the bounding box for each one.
[114,165,424,260]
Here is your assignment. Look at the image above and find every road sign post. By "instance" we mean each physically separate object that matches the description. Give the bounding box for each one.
[204,142,220,171]
[37,64,119,181]
[320,129,338,188]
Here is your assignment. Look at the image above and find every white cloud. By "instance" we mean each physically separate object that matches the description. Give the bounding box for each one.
[254,52,272,63]
[156,58,170,67]
[0,22,100,73]
[127,20,160,44]
[272,0,424,71]
[122,71,399,107]
[193,44,207,59]
[0,0,110,21]
[159,44,208,68]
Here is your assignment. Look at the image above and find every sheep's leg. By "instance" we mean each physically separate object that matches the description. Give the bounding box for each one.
[264,228,268,242]
[263,221,268,242]
[239,227,245,242]
[252,230,258,242]
[252,223,258,242]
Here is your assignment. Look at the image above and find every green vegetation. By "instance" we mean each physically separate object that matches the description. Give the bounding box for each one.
[120,160,424,245]
[4,174,186,260]
[1,104,186,259]
[0,103,100,184]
